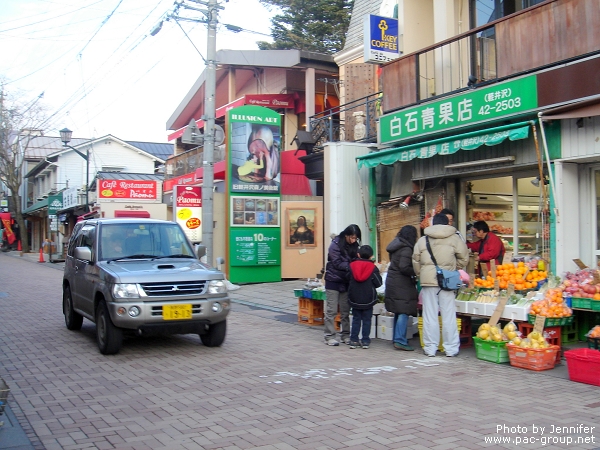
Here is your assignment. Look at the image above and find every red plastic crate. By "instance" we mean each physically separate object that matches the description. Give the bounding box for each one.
[565,348,600,387]
[518,323,561,364]
[507,344,560,371]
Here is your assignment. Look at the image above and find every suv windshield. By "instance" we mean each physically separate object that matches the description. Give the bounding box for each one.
[100,222,195,261]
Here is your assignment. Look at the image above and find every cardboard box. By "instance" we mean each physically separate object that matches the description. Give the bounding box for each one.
[378,315,395,340]
[455,300,469,314]
[501,304,530,322]
[468,302,487,316]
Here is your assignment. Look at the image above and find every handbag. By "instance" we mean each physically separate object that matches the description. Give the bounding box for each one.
[425,236,462,291]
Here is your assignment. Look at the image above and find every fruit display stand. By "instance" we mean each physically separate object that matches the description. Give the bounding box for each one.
[295,290,326,326]
[473,337,510,363]
[564,348,600,387]
[506,343,560,371]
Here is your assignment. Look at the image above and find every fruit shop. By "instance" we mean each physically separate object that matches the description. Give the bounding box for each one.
[461,262,600,386]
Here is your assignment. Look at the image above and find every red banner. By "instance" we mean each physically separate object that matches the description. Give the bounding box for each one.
[0,214,15,245]
[245,94,295,108]
[98,180,157,200]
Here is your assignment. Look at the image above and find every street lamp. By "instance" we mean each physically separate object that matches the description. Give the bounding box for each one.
[59,128,89,211]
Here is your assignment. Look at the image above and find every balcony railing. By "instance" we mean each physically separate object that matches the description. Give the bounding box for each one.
[165,146,226,180]
[308,92,381,151]
[382,0,599,114]
[418,25,497,101]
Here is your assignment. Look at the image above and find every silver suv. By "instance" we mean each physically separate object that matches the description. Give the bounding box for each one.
[62,218,230,354]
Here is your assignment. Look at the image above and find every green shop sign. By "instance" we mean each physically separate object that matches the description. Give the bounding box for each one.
[380,75,538,144]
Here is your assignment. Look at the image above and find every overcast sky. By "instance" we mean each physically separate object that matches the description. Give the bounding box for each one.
[0,0,275,143]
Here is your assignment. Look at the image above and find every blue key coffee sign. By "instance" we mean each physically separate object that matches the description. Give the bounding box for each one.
[364,14,400,64]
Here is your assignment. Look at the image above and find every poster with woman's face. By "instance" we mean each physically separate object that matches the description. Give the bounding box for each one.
[230,122,281,194]
[286,208,317,247]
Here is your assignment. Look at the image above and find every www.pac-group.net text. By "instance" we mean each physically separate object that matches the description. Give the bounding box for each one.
[485,424,596,446]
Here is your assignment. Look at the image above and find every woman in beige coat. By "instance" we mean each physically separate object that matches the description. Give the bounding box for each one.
[413,214,469,357]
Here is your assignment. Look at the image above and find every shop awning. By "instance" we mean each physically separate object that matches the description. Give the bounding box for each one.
[23,199,48,214]
[356,121,532,169]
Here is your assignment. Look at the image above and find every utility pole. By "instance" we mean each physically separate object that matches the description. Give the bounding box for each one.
[159,0,220,266]
[202,0,218,267]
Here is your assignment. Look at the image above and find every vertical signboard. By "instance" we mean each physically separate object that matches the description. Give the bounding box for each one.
[48,194,63,232]
[173,185,202,243]
[227,105,282,283]
[363,14,400,64]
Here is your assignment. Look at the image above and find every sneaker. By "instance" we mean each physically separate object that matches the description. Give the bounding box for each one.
[325,339,340,346]
[349,341,360,349]
[424,350,436,357]
[394,342,415,351]
[446,352,459,357]
[342,337,352,345]
[361,342,370,349]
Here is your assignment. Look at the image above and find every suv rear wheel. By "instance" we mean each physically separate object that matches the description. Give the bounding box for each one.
[200,320,226,347]
[63,286,83,330]
[96,300,123,355]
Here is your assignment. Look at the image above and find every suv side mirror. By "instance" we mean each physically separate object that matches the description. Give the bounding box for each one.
[74,246,92,262]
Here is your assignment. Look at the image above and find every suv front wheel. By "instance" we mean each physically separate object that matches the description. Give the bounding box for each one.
[200,320,227,347]
[96,300,123,355]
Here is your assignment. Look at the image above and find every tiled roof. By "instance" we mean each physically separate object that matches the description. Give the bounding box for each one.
[126,141,173,161]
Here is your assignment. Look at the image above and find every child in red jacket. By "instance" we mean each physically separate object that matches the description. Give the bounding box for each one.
[347,245,382,349]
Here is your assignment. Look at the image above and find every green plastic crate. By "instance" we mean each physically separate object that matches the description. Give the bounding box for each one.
[561,320,579,344]
[474,337,510,364]
[527,314,574,327]
[572,297,592,309]
[592,301,600,312]
[293,289,303,298]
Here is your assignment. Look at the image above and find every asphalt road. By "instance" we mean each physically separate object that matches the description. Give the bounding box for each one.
[0,253,599,450]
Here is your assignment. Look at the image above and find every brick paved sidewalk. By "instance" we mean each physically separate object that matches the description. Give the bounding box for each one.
[1,252,598,450]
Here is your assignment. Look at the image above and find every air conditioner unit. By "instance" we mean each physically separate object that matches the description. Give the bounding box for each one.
[472,194,512,205]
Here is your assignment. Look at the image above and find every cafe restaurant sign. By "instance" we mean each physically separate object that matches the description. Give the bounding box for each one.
[379,75,538,144]
[98,179,158,200]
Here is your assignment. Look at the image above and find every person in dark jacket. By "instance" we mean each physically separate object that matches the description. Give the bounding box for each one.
[347,245,382,349]
[323,224,362,346]
[384,225,419,351]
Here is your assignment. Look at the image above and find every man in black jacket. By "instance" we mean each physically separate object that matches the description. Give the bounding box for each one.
[347,245,382,349]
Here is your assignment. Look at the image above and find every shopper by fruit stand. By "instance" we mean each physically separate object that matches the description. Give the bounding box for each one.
[467,220,505,275]
[323,224,361,346]
[413,214,469,357]
[384,225,419,351]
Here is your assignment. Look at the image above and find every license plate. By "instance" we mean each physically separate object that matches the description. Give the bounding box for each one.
[162,304,192,320]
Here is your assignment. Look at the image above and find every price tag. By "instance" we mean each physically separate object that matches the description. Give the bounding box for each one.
[493,279,499,292]
[487,295,509,327]
[593,270,600,286]
[522,268,530,280]
[533,315,546,334]
[490,260,497,278]
[573,259,588,270]
[507,283,515,295]
[468,274,475,289]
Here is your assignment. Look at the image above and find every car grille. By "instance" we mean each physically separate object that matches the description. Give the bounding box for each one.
[140,281,207,296]
[151,304,203,317]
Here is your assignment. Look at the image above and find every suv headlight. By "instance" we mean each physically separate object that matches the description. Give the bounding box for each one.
[113,284,141,299]
[208,280,227,294]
